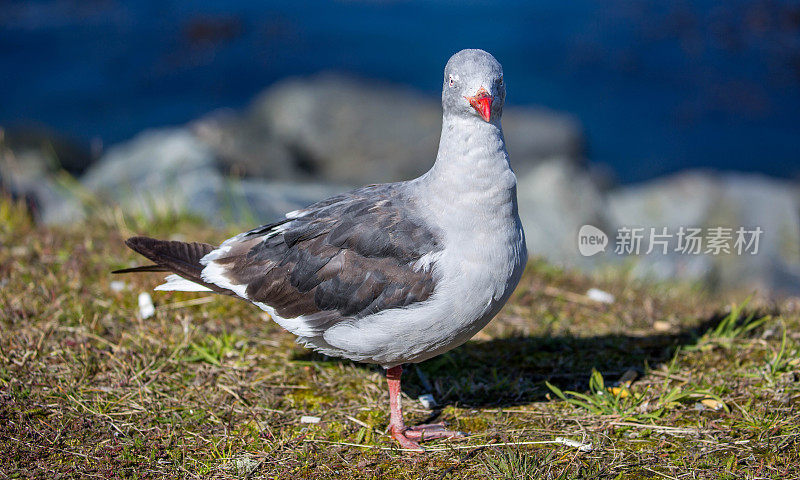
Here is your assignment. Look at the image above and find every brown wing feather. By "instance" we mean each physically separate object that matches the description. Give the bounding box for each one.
[118,236,234,295]
[112,264,169,274]
[208,184,442,323]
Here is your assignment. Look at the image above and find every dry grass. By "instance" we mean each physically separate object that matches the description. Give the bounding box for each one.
[1,195,799,479]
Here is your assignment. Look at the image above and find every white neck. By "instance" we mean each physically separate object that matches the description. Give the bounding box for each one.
[422,114,516,198]
[411,113,520,243]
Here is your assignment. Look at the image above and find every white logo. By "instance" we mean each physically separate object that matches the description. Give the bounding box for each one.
[578,225,608,257]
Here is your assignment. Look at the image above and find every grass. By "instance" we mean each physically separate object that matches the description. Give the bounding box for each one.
[1,193,799,479]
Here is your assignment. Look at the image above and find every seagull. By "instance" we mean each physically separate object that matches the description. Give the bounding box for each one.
[114,49,527,451]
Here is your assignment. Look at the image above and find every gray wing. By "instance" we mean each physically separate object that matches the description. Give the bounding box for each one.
[201,183,442,334]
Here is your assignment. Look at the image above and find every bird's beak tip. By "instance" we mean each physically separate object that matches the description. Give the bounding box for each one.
[465,86,493,122]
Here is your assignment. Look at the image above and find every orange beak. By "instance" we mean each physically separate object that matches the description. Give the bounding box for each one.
[465,86,494,122]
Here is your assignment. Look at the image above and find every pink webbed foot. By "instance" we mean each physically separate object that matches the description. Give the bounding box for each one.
[385,366,466,452]
[404,423,466,442]
[390,426,425,452]
[390,423,466,452]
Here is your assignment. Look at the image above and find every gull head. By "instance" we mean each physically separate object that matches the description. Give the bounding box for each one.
[442,49,505,123]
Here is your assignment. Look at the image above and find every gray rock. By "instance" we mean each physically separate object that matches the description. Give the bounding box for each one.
[220,179,348,226]
[516,165,800,295]
[80,126,342,226]
[150,176,345,228]
[0,144,85,224]
[250,74,443,184]
[192,109,298,180]
[516,159,611,266]
[716,173,800,294]
[83,128,219,194]
[502,108,585,175]
[607,171,721,230]
[81,128,225,219]
[606,171,800,295]
[248,74,584,184]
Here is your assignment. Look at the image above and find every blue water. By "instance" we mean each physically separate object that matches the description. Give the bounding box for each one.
[1,0,799,182]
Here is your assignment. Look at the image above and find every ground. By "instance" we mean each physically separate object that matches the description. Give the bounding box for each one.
[1,196,799,479]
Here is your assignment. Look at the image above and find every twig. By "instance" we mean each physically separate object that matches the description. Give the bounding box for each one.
[541,286,601,307]
[304,438,591,452]
[606,421,706,434]
[648,370,690,383]
[157,296,216,310]
[344,415,373,430]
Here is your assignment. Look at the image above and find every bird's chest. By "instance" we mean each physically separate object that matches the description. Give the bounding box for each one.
[418,145,526,326]
[459,222,523,295]
[434,201,526,323]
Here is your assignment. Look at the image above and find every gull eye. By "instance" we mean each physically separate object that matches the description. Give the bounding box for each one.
[497,76,503,86]
[448,75,455,87]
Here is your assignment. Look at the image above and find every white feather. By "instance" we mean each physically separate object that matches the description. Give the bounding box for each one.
[200,259,249,298]
[155,274,213,292]
[412,251,443,272]
[285,209,306,219]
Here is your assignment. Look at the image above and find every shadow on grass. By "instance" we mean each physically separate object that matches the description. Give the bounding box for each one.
[413,326,718,409]
[291,313,739,409]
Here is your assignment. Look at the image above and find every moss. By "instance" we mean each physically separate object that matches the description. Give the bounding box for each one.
[457,416,489,433]
[286,389,336,410]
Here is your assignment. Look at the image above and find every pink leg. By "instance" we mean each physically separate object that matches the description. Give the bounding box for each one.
[386,365,465,451]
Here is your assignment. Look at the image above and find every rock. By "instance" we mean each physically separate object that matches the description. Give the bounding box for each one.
[502,108,585,176]
[607,171,721,230]
[716,173,800,295]
[605,171,722,283]
[231,178,345,225]
[0,139,85,225]
[83,128,219,194]
[81,128,224,218]
[516,159,611,266]
[606,170,800,295]
[246,74,583,184]
[249,74,443,184]
[81,126,343,226]
[517,165,800,295]
[191,109,298,180]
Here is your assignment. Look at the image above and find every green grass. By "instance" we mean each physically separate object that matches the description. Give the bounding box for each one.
[545,367,728,421]
[1,194,799,478]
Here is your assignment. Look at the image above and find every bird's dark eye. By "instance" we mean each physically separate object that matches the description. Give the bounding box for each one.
[497,76,503,86]
[448,75,455,87]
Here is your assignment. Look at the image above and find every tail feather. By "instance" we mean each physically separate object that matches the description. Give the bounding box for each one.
[124,236,215,273]
[112,264,169,274]
[115,236,233,295]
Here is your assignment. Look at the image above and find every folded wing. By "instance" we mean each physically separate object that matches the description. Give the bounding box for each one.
[201,184,443,336]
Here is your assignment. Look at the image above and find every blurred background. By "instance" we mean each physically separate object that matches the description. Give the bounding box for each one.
[1,0,799,295]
